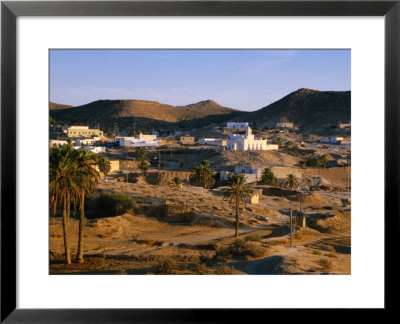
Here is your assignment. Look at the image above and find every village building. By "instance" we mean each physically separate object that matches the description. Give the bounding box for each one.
[226,122,249,129]
[226,127,278,151]
[74,146,105,154]
[180,136,196,145]
[75,137,101,146]
[116,133,160,147]
[199,138,227,148]
[320,137,344,144]
[220,166,262,184]
[276,121,294,129]
[49,139,72,148]
[64,125,103,138]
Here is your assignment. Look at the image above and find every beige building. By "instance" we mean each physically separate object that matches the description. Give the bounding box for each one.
[65,126,103,138]
[180,136,195,145]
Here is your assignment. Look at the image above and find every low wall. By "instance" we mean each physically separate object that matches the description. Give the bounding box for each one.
[270,167,302,179]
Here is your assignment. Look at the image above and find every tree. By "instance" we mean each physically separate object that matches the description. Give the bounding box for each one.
[97,156,111,180]
[49,116,56,127]
[317,154,328,168]
[49,145,80,264]
[284,173,300,190]
[275,137,282,146]
[258,168,278,187]
[223,174,253,237]
[105,129,113,138]
[50,146,100,264]
[135,147,150,175]
[73,148,100,263]
[189,160,215,189]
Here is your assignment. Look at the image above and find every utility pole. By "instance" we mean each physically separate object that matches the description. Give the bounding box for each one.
[299,195,302,214]
[290,209,293,247]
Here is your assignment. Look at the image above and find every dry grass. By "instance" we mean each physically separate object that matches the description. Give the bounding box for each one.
[245,232,262,242]
[214,265,235,275]
[156,259,178,274]
[216,239,266,261]
[317,258,332,273]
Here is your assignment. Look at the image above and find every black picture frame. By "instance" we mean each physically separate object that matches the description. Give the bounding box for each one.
[1,0,398,322]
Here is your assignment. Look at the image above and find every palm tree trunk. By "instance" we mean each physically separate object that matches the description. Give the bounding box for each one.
[235,196,239,237]
[77,191,85,263]
[62,199,71,264]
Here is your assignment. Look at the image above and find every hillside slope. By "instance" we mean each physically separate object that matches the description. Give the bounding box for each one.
[245,88,350,131]
[50,99,241,131]
[49,89,350,134]
[49,102,73,110]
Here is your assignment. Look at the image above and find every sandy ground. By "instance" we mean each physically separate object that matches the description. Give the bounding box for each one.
[50,170,351,275]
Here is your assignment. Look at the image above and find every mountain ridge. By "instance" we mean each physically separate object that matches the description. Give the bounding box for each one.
[50,88,350,133]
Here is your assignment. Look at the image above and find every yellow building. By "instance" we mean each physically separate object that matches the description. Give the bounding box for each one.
[65,126,103,138]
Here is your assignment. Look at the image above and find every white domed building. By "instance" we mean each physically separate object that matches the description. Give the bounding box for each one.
[226,127,278,151]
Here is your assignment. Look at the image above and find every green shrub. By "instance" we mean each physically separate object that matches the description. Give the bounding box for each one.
[245,233,262,242]
[95,191,136,217]
[156,259,177,274]
[304,155,328,168]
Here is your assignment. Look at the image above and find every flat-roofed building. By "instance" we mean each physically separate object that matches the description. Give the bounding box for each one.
[320,137,344,144]
[74,146,105,154]
[49,139,72,148]
[227,122,249,129]
[65,126,103,138]
[180,136,195,145]
[75,137,101,146]
[117,133,160,147]
[276,122,294,129]
[199,138,226,147]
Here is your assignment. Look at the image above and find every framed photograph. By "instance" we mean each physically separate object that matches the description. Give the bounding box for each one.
[1,0,398,321]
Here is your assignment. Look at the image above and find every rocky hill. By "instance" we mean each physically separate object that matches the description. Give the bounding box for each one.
[49,89,350,134]
[244,88,351,132]
[50,99,241,132]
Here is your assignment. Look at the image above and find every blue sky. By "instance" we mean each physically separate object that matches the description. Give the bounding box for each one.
[50,49,350,112]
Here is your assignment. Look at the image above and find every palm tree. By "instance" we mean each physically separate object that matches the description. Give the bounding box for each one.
[189,160,215,189]
[97,156,111,180]
[135,147,150,175]
[73,148,100,263]
[49,145,80,264]
[284,173,300,190]
[258,168,278,187]
[223,174,253,237]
